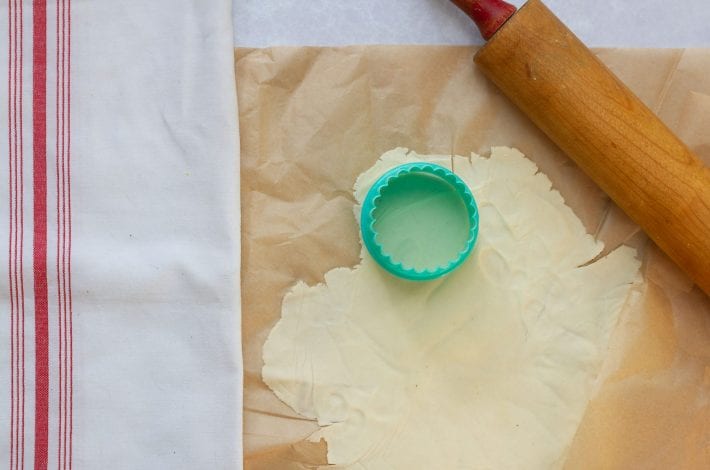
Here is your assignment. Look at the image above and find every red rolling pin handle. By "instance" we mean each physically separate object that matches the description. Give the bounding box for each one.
[450,0,516,39]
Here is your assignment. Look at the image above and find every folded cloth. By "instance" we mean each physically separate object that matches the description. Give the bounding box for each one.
[1,1,241,468]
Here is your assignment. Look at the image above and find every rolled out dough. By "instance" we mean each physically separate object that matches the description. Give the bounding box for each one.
[262,147,642,469]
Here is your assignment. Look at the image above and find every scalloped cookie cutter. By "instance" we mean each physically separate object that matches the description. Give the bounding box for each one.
[360,162,479,281]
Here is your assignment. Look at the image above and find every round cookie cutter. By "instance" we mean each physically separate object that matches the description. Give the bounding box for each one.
[360,162,479,281]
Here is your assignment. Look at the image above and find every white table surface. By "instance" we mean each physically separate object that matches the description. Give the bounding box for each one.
[233,0,710,48]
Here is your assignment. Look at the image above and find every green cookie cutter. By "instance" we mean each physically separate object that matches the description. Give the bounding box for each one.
[360,162,479,281]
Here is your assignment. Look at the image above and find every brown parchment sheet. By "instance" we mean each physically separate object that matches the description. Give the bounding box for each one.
[236,46,710,469]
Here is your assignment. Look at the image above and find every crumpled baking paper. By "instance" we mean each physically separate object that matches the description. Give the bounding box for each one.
[235,46,710,469]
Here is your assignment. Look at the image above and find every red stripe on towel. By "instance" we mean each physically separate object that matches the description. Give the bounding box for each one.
[32,0,49,468]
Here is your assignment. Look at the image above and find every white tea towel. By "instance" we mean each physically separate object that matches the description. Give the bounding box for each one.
[1,1,241,468]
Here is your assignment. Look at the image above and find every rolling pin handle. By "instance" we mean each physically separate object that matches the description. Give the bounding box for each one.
[450,0,517,40]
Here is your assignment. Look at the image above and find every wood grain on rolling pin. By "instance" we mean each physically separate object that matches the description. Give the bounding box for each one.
[475,0,710,294]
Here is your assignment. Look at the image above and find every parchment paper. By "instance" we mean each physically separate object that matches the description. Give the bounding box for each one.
[235,46,710,469]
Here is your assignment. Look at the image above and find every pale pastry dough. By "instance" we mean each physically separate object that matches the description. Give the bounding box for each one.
[263,147,642,469]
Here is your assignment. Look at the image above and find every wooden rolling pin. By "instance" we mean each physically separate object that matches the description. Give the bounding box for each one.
[450,0,710,295]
